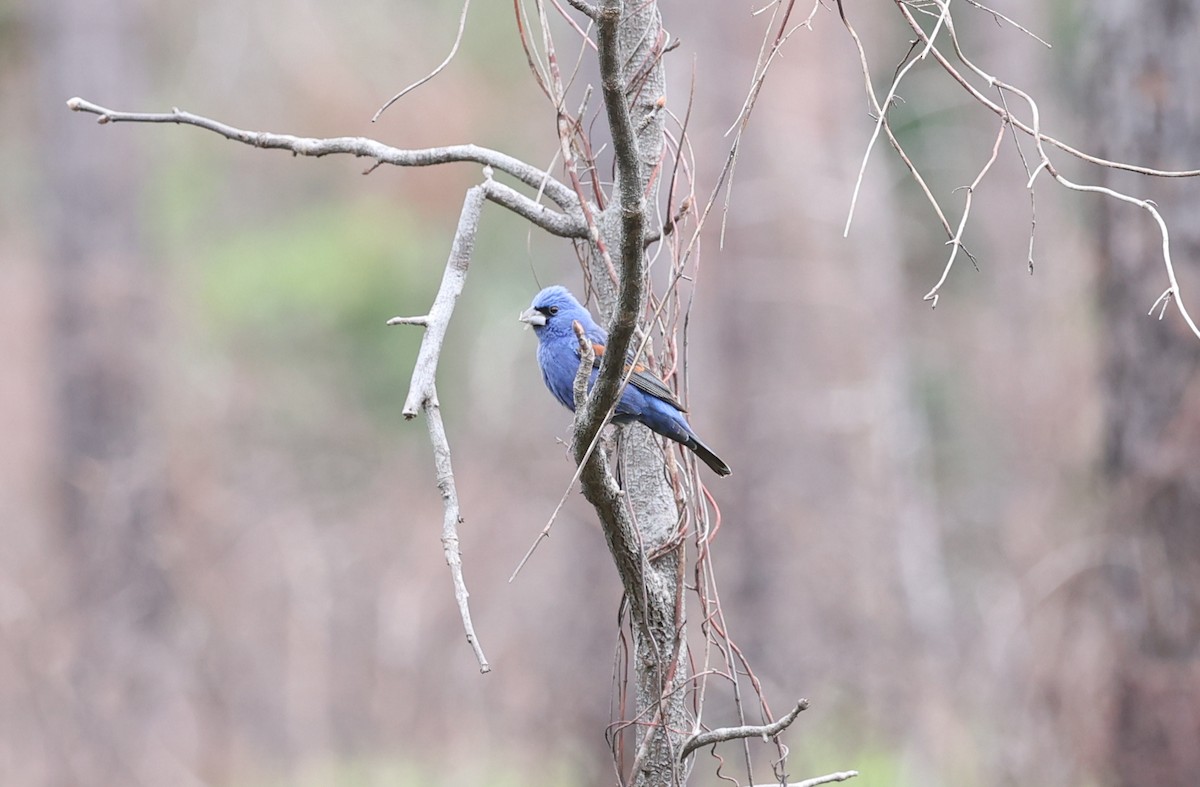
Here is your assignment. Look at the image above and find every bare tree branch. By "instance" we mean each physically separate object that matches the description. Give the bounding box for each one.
[838,2,1200,337]
[565,0,599,21]
[996,88,1039,273]
[896,0,1200,336]
[680,698,808,761]
[962,0,1051,47]
[923,120,1005,307]
[844,0,947,237]
[888,1,1200,178]
[481,177,590,238]
[388,183,491,672]
[424,387,490,673]
[66,96,582,211]
[399,185,484,418]
[838,9,954,239]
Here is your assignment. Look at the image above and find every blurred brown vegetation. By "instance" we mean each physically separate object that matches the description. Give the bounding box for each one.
[1,0,1197,785]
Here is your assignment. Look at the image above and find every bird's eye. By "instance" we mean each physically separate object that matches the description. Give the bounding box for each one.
[548,306,559,315]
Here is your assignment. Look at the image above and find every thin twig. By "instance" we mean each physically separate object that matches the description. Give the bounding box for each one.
[679,698,809,760]
[842,2,1200,334]
[838,5,953,237]
[671,1,810,278]
[996,88,1038,273]
[550,0,598,50]
[719,0,806,247]
[424,389,490,673]
[372,0,473,122]
[514,0,554,100]
[1149,289,1172,320]
[922,120,1006,307]
[1055,174,1199,338]
[844,0,947,237]
[962,0,1050,48]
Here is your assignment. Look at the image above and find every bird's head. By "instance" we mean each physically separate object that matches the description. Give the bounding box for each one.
[518,285,591,337]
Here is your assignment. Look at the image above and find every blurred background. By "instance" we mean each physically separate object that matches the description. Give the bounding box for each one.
[3,0,1199,785]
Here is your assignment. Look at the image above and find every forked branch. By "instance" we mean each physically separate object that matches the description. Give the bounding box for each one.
[388,183,494,672]
[679,698,809,761]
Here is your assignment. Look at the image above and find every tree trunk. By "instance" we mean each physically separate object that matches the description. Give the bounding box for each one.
[1087,3,1200,784]
[584,3,688,784]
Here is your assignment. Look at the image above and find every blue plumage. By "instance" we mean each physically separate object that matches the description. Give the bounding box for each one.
[519,285,731,476]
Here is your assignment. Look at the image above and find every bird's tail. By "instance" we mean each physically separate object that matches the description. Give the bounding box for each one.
[686,435,732,477]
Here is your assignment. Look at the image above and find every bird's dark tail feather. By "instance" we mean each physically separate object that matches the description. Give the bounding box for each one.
[687,436,731,477]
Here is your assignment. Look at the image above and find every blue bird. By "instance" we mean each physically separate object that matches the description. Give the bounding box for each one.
[519,285,731,476]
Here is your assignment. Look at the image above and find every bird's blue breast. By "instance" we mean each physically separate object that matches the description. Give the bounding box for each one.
[537,336,585,411]
[536,333,694,444]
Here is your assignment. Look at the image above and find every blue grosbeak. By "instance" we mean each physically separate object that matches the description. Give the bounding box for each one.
[519,285,731,476]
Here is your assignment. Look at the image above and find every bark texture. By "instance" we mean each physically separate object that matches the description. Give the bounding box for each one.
[580,2,689,784]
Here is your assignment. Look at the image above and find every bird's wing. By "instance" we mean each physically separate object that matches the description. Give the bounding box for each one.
[590,342,687,413]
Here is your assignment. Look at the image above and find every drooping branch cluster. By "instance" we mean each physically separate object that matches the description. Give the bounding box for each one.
[837,0,1200,339]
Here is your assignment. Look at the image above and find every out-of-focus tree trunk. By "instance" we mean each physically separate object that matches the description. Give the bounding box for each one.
[34,0,179,783]
[1087,3,1200,785]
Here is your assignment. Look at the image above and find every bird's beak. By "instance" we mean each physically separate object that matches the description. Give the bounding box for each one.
[518,307,546,327]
